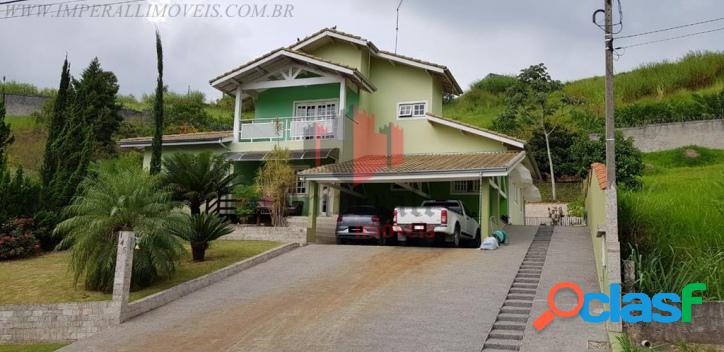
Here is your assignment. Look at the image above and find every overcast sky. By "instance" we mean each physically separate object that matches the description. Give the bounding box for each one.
[1,0,722,101]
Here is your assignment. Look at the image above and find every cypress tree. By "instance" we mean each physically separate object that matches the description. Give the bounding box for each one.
[73,57,121,157]
[149,29,164,175]
[0,76,13,170]
[41,58,72,188]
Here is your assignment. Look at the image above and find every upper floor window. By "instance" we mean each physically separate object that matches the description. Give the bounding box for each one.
[451,180,480,195]
[397,101,427,119]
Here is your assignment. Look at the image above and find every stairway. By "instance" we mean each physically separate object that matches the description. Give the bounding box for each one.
[481,226,554,351]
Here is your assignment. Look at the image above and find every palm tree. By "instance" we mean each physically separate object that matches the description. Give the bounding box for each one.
[55,161,185,292]
[162,152,235,215]
[171,213,233,261]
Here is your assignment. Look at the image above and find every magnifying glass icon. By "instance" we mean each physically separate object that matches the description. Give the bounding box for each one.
[533,282,584,331]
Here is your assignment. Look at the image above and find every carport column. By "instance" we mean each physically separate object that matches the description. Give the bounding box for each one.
[479,178,490,237]
[232,86,242,143]
[307,181,319,243]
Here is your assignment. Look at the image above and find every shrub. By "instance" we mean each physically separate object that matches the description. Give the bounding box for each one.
[233,183,260,222]
[0,217,40,260]
[162,152,236,215]
[170,213,233,261]
[0,167,41,223]
[471,74,517,94]
[570,132,644,189]
[55,162,185,292]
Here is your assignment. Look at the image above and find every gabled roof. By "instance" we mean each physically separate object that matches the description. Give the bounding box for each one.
[210,48,376,94]
[425,113,526,149]
[119,131,232,148]
[299,151,526,183]
[211,27,463,95]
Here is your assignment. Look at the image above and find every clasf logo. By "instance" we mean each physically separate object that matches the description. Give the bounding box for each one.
[533,282,707,331]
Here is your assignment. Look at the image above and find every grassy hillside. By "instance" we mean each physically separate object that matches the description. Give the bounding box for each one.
[6,116,46,176]
[618,146,723,300]
[443,51,724,130]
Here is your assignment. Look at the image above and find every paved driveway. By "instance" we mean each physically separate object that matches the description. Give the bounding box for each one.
[60,225,603,352]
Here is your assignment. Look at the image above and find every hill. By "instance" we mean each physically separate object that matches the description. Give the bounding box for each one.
[443,51,724,130]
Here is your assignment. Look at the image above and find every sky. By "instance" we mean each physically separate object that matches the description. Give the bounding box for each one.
[0,0,722,101]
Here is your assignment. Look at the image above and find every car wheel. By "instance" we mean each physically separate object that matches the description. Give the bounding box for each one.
[473,229,482,248]
[453,225,461,248]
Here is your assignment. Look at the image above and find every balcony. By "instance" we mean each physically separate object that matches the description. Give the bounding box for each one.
[238,115,340,142]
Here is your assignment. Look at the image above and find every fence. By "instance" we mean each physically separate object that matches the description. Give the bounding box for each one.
[524,216,586,226]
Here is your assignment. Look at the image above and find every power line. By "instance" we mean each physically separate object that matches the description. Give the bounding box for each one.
[0,0,30,5]
[616,16,724,39]
[616,25,724,49]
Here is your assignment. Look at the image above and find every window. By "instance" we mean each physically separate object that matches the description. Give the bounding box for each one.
[294,169,306,194]
[451,180,480,195]
[294,100,338,118]
[397,102,427,119]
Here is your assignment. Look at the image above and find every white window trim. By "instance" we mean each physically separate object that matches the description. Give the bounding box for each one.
[450,180,481,195]
[293,166,308,195]
[396,100,428,120]
[292,99,340,118]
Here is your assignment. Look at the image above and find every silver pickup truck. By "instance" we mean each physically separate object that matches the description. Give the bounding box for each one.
[392,200,481,247]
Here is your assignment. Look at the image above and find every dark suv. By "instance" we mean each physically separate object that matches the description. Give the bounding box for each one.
[335,206,393,245]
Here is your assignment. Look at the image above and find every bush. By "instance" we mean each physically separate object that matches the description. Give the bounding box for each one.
[570,132,644,189]
[0,167,41,223]
[0,218,40,260]
[233,183,260,222]
[170,213,233,261]
[471,74,517,94]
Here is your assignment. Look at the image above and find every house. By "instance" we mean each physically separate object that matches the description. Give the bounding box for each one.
[119,27,541,239]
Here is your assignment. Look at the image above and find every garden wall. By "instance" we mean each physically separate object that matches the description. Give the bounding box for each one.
[222,224,307,244]
[122,242,299,321]
[0,301,118,343]
[620,119,724,152]
[626,301,724,345]
[4,94,48,116]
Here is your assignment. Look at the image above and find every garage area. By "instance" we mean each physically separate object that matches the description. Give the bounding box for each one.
[299,151,541,244]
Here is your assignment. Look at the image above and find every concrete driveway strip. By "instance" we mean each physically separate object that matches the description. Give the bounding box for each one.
[520,226,607,352]
[60,226,537,352]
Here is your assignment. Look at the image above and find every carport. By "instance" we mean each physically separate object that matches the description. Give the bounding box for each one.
[299,151,541,242]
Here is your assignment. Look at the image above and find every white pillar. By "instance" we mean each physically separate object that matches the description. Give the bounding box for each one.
[233,87,242,143]
[112,231,135,323]
[338,79,346,138]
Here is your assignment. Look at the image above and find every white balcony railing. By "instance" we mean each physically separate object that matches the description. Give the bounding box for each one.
[239,115,339,142]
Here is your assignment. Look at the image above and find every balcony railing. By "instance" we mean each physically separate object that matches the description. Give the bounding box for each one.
[239,115,340,142]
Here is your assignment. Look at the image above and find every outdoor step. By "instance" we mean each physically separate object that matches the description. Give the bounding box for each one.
[492,323,526,331]
[517,270,541,275]
[483,340,520,351]
[500,308,530,316]
[503,301,533,308]
[507,295,535,301]
[497,315,528,323]
[516,274,541,279]
[489,332,524,340]
[519,265,543,269]
[513,279,539,284]
[512,283,537,289]
[509,288,537,295]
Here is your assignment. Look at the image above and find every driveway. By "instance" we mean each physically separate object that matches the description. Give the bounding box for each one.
[60,226,603,352]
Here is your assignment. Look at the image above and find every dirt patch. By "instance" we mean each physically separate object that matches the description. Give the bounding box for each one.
[684,148,700,159]
[125,248,467,352]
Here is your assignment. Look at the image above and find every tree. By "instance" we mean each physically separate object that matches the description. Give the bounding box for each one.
[55,161,184,292]
[162,152,235,215]
[41,58,72,188]
[493,64,570,200]
[170,213,232,261]
[570,132,644,189]
[72,57,122,157]
[528,125,578,179]
[0,76,14,170]
[256,146,295,227]
[150,30,164,175]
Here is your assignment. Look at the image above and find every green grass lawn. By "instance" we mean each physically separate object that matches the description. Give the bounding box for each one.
[0,240,280,305]
[0,344,67,352]
[618,146,723,300]
[6,116,46,176]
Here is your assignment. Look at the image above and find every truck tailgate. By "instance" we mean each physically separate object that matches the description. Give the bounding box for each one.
[395,207,442,225]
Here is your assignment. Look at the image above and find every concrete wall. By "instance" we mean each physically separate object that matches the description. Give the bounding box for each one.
[0,302,117,343]
[626,301,724,345]
[4,94,48,116]
[585,172,608,290]
[592,119,724,152]
[222,225,307,244]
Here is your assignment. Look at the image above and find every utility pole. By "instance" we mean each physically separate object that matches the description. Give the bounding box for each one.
[604,0,617,188]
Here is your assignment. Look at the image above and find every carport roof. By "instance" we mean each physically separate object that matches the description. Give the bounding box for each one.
[299,151,526,182]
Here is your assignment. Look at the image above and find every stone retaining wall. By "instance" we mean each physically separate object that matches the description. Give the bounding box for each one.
[626,301,724,345]
[0,301,117,343]
[222,225,307,244]
[122,242,299,321]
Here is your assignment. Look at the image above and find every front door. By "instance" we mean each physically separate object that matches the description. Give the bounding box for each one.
[319,184,333,217]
